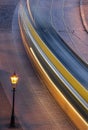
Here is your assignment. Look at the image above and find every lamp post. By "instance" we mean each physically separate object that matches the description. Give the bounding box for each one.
[10,72,19,128]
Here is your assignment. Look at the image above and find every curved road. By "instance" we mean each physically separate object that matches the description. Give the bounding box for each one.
[0,0,77,130]
[28,0,88,90]
[29,0,88,64]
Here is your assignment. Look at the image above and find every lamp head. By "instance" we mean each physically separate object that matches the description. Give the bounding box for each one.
[10,72,19,86]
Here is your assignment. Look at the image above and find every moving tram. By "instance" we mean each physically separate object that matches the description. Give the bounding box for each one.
[18,1,88,129]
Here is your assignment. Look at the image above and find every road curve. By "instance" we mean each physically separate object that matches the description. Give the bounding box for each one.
[29,0,88,64]
[18,0,88,129]
[0,0,77,130]
[28,0,88,94]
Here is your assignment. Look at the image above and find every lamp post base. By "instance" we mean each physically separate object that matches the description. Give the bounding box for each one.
[9,124,15,128]
[9,115,15,128]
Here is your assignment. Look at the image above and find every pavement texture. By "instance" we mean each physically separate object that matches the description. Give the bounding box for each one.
[0,1,23,129]
[29,0,88,64]
[1,0,88,129]
[0,83,23,130]
[0,0,77,130]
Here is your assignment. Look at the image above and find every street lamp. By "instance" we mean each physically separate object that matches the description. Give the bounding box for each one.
[10,72,19,128]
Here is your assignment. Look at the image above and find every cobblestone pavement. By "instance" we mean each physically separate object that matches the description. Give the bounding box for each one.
[0,0,78,129]
[0,0,23,129]
[1,0,88,129]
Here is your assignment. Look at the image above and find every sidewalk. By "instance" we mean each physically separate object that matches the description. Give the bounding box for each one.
[0,82,23,130]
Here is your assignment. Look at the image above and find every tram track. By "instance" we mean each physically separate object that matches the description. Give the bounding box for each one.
[18,0,87,129]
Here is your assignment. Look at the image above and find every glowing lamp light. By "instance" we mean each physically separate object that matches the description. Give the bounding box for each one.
[10,72,19,86]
